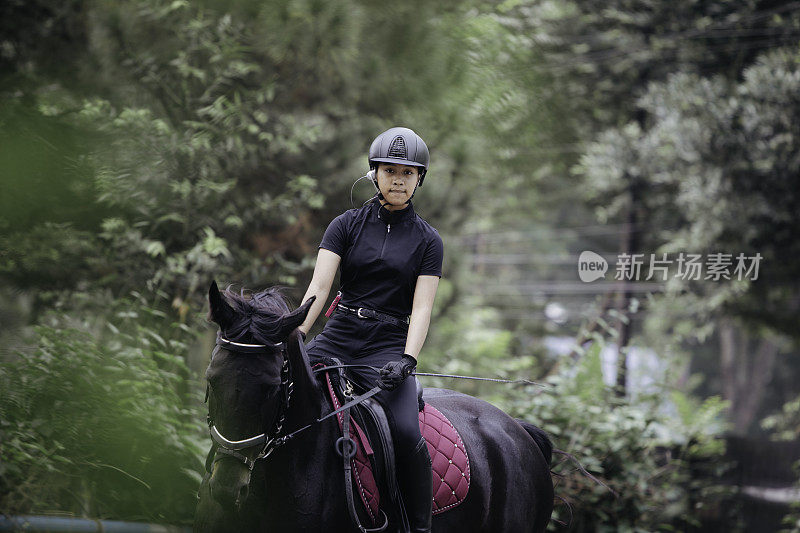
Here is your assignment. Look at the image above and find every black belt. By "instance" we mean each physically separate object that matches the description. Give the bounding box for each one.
[336,304,410,330]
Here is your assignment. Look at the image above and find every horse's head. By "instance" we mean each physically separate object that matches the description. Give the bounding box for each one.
[204,280,314,512]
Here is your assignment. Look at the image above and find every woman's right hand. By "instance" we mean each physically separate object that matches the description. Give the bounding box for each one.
[377,355,417,391]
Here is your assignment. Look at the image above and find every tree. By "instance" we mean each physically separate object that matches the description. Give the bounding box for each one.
[580,47,800,431]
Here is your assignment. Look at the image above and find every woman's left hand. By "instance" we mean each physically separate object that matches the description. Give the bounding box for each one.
[378,355,417,391]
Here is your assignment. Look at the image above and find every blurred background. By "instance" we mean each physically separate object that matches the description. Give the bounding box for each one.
[1,0,799,530]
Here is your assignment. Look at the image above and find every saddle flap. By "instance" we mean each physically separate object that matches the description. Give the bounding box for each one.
[419,405,471,513]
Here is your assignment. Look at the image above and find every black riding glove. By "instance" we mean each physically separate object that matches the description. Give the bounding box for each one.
[378,354,417,391]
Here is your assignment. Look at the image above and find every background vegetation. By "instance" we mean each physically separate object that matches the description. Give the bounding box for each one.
[2,0,799,530]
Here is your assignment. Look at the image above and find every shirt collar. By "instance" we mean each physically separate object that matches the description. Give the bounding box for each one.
[376,200,415,225]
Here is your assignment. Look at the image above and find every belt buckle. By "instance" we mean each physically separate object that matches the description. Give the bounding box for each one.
[356,308,367,319]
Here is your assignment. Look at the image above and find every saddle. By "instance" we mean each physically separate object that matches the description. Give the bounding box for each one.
[315,358,471,532]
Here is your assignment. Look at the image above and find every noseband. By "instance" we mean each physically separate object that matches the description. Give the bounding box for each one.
[206,333,293,472]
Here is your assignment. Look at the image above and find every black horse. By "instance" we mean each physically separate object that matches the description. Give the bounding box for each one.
[195,282,553,532]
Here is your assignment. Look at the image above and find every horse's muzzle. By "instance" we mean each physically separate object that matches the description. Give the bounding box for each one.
[209,461,251,512]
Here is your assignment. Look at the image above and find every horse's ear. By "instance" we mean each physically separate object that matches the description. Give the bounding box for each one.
[208,280,236,329]
[276,296,316,339]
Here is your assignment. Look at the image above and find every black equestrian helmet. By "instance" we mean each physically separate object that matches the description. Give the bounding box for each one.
[368,127,430,186]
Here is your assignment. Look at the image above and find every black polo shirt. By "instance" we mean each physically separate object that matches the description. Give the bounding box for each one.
[319,200,443,318]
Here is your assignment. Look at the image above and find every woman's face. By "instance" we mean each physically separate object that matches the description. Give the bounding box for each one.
[376,163,420,210]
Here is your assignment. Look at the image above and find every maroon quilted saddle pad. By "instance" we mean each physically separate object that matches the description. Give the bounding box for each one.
[322,371,471,525]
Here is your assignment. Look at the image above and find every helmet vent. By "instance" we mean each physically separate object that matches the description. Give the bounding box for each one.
[388,136,407,159]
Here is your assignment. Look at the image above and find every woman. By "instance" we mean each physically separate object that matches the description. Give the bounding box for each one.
[298,126,442,533]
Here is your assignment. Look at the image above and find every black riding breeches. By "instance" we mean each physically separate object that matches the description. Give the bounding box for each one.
[306,313,422,459]
[344,363,422,457]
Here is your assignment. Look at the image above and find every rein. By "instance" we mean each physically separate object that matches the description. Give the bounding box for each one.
[207,337,384,472]
[312,363,549,387]
[207,338,549,472]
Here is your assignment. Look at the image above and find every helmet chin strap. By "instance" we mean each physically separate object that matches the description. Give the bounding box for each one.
[406,183,419,203]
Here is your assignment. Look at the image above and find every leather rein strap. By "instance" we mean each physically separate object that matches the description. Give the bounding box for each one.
[332,371,389,533]
[341,400,389,532]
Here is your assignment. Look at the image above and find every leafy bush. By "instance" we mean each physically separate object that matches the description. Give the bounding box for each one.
[0,300,207,523]
[504,343,731,532]
[763,395,800,442]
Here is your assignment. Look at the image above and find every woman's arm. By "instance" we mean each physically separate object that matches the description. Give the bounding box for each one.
[404,275,440,361]
[298,248,341,335]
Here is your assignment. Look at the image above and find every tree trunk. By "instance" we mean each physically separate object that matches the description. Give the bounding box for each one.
[719,319,781,434]
[736,336,780,433]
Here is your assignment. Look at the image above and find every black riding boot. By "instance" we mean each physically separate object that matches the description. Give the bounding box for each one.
[397,436,433,533]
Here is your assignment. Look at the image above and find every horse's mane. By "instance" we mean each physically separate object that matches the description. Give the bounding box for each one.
[217,285,293,345]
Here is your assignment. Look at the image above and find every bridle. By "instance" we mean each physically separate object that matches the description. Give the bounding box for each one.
[206,333,294,472]
[205,331,390,530]
[206,331,388,476]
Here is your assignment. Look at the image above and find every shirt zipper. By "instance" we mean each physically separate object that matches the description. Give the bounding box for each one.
[380,223,390,258]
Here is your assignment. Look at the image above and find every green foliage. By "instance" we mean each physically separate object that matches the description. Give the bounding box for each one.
[504,345,730,532]
[422,299,730,530]
[420,297,539,405]
[0,300,207,523]
[2,0,798,527]
[578,46,800,342]
[762,395,800,442]
[1,0,492,307]
[0,224,102,290]
[0,100,107,235]
[781,460,800,533]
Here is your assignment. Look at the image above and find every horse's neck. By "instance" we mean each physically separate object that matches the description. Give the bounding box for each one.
[260,340,349,527]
